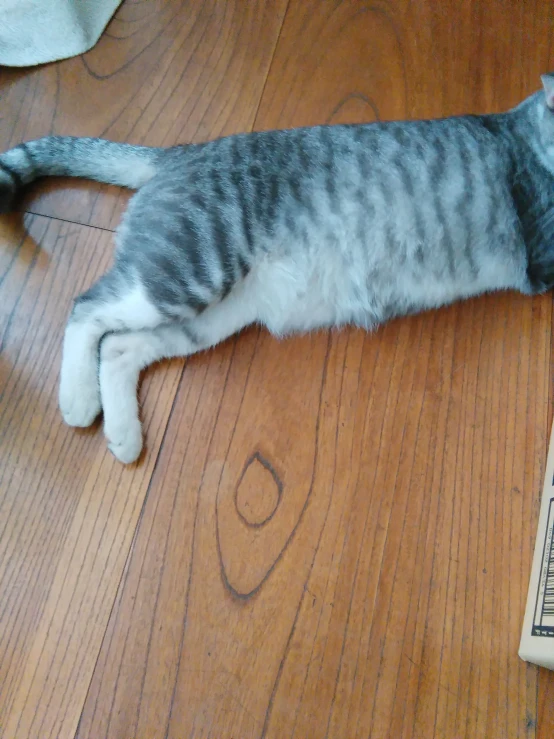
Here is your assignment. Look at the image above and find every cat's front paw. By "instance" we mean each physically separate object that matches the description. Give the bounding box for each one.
[105,419,143,464]
[99,333,145,464]
[59,384,101,427]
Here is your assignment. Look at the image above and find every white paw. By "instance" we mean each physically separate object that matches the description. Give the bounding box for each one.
[105,418,143,464]
[59,320,102,427]
[99,333,150,464]
[59,384,101,427]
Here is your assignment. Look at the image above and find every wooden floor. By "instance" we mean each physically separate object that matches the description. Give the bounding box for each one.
[1,1,554,737]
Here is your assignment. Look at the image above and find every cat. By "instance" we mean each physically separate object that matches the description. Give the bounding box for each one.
[2,75,554,464]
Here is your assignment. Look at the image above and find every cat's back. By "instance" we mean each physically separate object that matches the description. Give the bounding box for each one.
[157,110,508,183]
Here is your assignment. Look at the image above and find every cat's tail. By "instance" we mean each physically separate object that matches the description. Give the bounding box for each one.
[0,136,164,213]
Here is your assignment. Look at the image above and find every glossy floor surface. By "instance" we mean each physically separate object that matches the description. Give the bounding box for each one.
[1,1,554,737]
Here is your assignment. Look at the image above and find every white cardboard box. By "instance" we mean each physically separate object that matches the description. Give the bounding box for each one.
[519,418,554,670]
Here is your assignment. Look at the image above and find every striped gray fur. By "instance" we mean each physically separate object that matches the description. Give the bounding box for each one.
[2,75,554,464]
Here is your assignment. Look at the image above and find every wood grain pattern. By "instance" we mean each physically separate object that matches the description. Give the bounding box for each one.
[77,294,553,739]
[2,0,554,737]
[0,214,182,738]
[76,1,554,738]
[538,666,554,739]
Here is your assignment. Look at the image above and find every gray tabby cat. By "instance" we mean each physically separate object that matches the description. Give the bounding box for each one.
[2,75,554,464]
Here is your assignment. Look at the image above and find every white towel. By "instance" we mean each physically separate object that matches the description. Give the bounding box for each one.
[0,0,123,67]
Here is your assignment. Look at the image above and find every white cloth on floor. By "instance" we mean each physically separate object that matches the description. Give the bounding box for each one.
[0,0,123,67]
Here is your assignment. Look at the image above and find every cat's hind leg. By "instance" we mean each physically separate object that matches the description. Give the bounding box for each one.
[98,280,260,463]
[59,272,166,428]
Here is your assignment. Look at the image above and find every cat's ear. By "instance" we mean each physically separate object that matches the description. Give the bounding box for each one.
[541,73,554,110]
